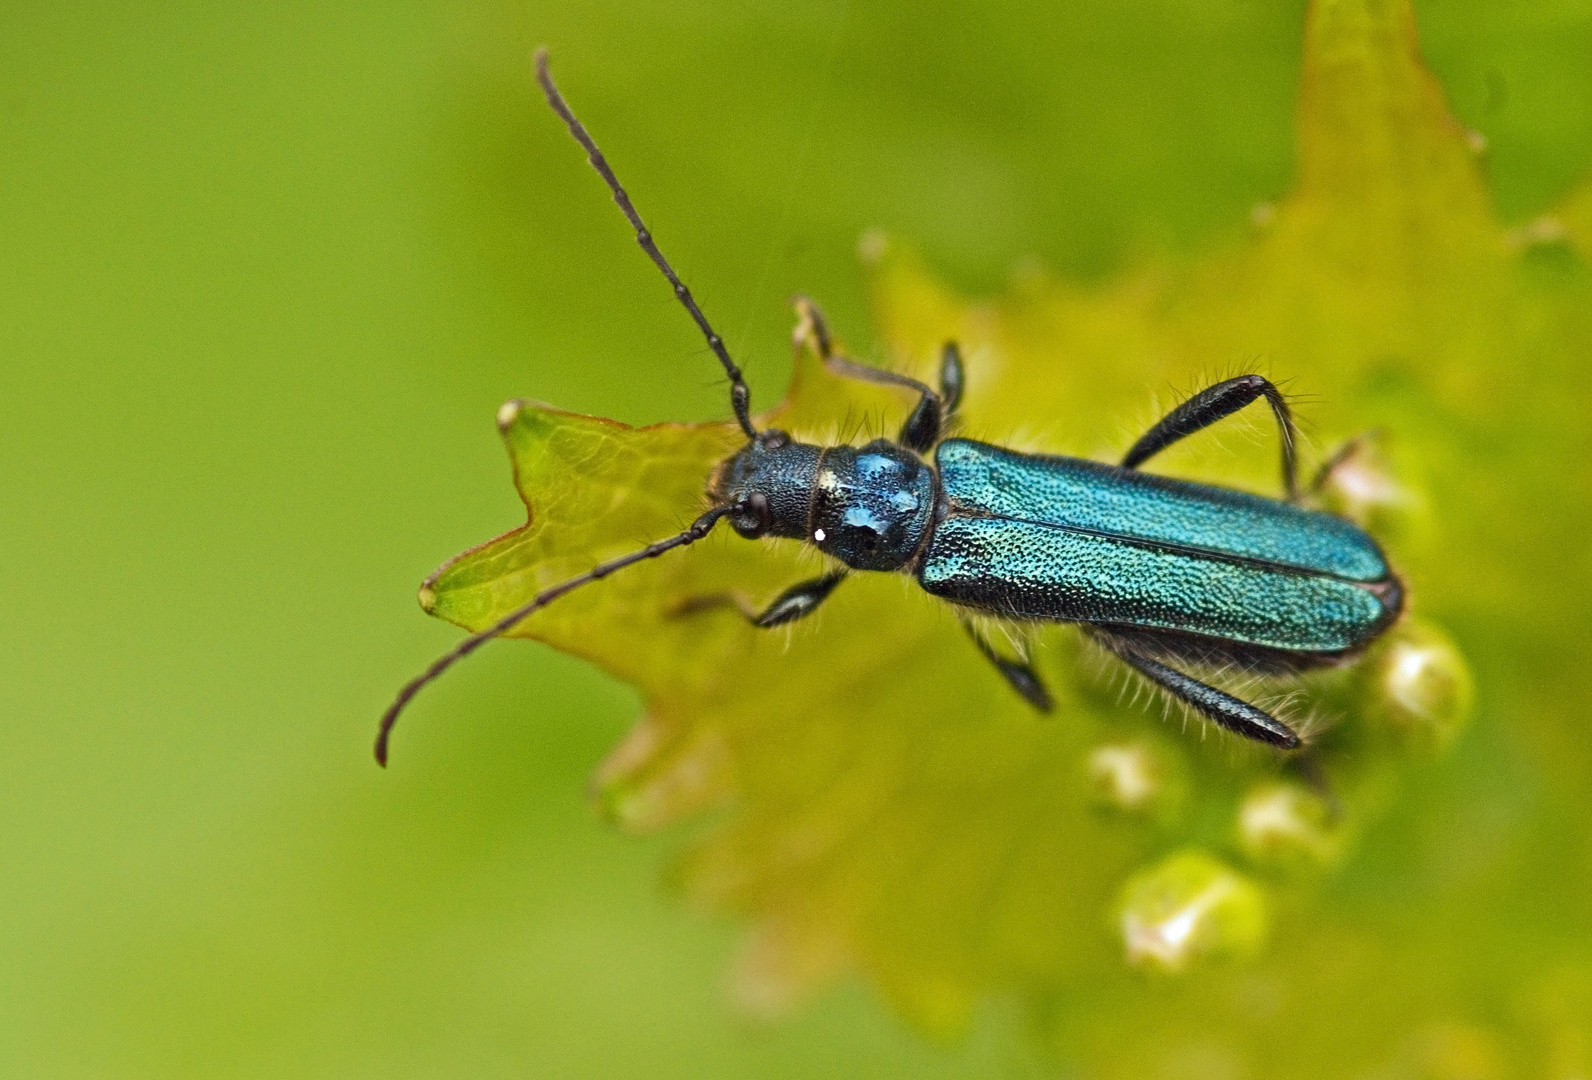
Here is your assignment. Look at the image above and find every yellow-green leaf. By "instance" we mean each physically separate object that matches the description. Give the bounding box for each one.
[414,0,1591,1069]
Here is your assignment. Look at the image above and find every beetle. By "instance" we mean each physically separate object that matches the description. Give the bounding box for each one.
[374,50,1403,765]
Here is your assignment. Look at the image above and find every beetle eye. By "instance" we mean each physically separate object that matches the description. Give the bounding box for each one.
[732,492,771,538]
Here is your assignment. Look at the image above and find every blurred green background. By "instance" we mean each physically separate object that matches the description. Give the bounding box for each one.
[4,1,1590,1076]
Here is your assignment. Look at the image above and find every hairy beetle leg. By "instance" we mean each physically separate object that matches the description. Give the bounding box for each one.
[1122,374,1300,501]
[753,573,847,628]
[1107,642,1303,749]
[793,297,962,453]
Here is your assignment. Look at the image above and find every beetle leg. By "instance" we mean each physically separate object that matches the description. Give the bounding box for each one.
[895,390,944,452]
[1108,644,1302,749]
[937,341,965,419]
[666,592,758,619]
[792,294,837,359]
[897,340,966,448]
[962,620,1054,712]
[1121,375,1300,501]
[1307,431,1383,496]
[793,296,949,453]
[751,572,848,628]
[669,572,847,628]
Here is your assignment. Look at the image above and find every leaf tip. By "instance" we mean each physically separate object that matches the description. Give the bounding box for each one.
[1291,0,1495,236]
[591,720,734,832]
[417,584,437,613]
[495,398,525,433]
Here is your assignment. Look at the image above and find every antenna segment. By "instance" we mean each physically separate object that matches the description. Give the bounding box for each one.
[376,505,731,765]
[535,49,758,440]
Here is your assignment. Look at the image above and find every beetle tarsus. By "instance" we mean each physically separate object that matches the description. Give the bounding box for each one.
[792,295,834,359]
[963,621,1054,713]
[937,342,965,418]
[1307,430,1385,498]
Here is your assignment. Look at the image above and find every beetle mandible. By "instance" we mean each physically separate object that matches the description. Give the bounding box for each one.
[375,51,1404,765]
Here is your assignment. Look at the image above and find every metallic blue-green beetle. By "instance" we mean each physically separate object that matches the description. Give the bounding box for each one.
[708,336,1401,751]
[375,53,1403,764]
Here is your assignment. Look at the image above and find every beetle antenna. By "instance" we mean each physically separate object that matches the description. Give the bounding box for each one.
[535,49,758,441]
[376,504,733,766]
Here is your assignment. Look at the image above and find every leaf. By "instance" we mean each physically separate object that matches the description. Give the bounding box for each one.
[417,0,1592,1070]
[1550,169,1592,260]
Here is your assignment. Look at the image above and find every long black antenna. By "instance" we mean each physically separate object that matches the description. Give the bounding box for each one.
[376,506,732,765]
[535,48,758,440]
